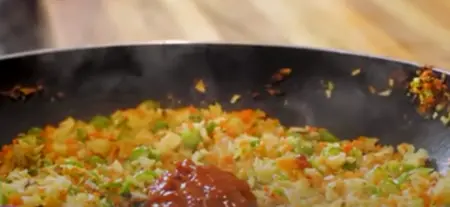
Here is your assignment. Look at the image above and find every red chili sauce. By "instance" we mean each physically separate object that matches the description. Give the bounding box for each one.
[146,159,257,207]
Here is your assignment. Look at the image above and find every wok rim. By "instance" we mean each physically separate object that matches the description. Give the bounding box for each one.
[0,40,447,74]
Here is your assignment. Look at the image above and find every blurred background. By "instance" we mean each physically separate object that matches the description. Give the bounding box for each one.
[1,0,450,68]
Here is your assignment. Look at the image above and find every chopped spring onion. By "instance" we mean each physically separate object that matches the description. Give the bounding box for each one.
[206,122,217,135]
[76,128,88,141]
[27,127,42,136]
[152,120,169,132]
[318,129,339,142]
[90,116,111,129]
[181,129,202,149]
[88,155,106,166]
[129,146,160,161]
[135,170,158,182]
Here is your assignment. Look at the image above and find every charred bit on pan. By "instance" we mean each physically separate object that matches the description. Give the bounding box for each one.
[250,68,291,99]
[408,66,450,125]
[1,84,43,100]
[251,92,261,99]
[266,88,284,96]
[267,68,291,95]
[270,68,292,84]
[368,85,377,94]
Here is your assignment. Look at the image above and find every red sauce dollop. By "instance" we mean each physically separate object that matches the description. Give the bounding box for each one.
[146,159,257,207]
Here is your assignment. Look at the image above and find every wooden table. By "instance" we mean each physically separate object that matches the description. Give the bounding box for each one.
[40,0,450,69]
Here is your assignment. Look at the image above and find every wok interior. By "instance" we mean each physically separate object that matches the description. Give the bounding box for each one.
[0,44,448,172]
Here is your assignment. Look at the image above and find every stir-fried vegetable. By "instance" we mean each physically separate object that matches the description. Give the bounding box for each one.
[0,102,449,207]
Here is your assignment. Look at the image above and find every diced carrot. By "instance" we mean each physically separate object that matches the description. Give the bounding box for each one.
[64,138,79,156]
[423,83,432,89]
[43,125,56,138]
[136,108,146,117]
[8,193,23,205]
[221,155,234,165]
[317,142,327,151]
[281,144,293,153]
[67,145,78,156]
[307,126,318,132]
[107,144,119,162]
[433,194,445,206]
[238,109,254,123]
[276,158,298,171]
[343,143,353,153]
[44,142,53,153]
[111,195,122,205]
[59,189,68,200]
[220,122,236,137]
[187,122,194,129]
[187,105,197,113]
[246,127,256,135]
[420,193,431,207]
[204,152,218,164]
[64,137,77,145]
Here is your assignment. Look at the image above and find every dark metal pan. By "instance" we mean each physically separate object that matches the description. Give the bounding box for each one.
[0,43,448,174]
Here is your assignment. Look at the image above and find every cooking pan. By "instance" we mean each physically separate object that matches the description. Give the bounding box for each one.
[0,43,448,175]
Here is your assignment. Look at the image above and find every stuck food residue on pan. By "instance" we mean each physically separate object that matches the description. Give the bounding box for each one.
[230,94,241,104]
[408,66,450,125]
[321,80,334,99]
[1,101,450,206]
[0,84,43,100]
[351,68,361,76]
[195,79,206,93]
[257,68,291,98]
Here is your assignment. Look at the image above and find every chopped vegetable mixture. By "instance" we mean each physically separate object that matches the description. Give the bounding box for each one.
[0,101,449,206]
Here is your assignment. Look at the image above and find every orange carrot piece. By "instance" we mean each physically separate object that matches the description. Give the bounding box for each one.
[238,109,254,123]
[343,143,353,153]
[8,193,23,205]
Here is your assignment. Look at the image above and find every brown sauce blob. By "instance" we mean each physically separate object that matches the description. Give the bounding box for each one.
[146,159,257,207]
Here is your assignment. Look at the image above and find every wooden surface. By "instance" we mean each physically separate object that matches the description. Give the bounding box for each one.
[39,0,450,69]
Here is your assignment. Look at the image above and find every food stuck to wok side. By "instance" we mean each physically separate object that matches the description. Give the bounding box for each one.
[0,101,450,206]
[408,66,450,125]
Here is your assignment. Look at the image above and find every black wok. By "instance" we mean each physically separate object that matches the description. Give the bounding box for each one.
[0,43,448,173]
